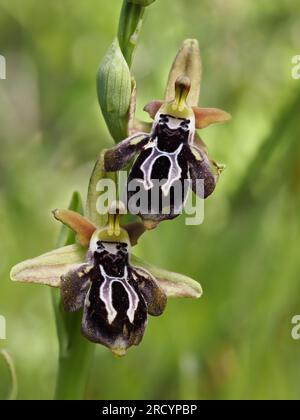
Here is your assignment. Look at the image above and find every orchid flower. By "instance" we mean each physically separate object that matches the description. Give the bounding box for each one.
[10,203,202,356]
[104,60,230,230]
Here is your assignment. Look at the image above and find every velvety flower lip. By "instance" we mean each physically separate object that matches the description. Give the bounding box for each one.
[104,75,230,229]
[61,224,167,356]
[10,204,202,356]
[61,229,167,355]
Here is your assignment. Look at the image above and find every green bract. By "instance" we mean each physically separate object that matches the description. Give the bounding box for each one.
[97,38,132,143]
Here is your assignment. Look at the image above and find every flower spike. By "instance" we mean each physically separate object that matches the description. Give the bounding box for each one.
[101,40,230,228]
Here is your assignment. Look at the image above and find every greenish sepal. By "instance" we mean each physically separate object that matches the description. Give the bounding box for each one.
[10,244,86,288]
[86,150,110,228]
[131,255,203,299]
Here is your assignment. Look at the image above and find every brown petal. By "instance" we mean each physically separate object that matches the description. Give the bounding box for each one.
[53,209,96,247]
[123,222,146,246]
[143,100,164,119]
[193,107,231,129]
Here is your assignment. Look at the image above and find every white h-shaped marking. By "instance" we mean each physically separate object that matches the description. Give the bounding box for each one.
[140,138,183,196]
[99,265,139,325]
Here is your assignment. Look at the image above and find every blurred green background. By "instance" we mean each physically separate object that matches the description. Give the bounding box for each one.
[1,0,300,400]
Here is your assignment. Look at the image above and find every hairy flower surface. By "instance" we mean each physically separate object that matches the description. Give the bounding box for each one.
[62,225,167,356]
[105,75,230,228]
[10,207,202,356]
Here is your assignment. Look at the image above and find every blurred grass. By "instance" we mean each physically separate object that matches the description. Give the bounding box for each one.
[0,0,300,400]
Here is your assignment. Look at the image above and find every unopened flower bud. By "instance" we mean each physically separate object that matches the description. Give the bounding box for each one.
[97,38,132,143]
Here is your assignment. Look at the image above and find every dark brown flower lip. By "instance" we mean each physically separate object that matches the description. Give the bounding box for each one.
[60,229,167,355]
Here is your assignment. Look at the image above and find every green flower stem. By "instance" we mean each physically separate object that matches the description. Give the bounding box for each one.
[52,192,94,400]
[0,350,18,400]
[118,0,145,68]
[52,306,94,400]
